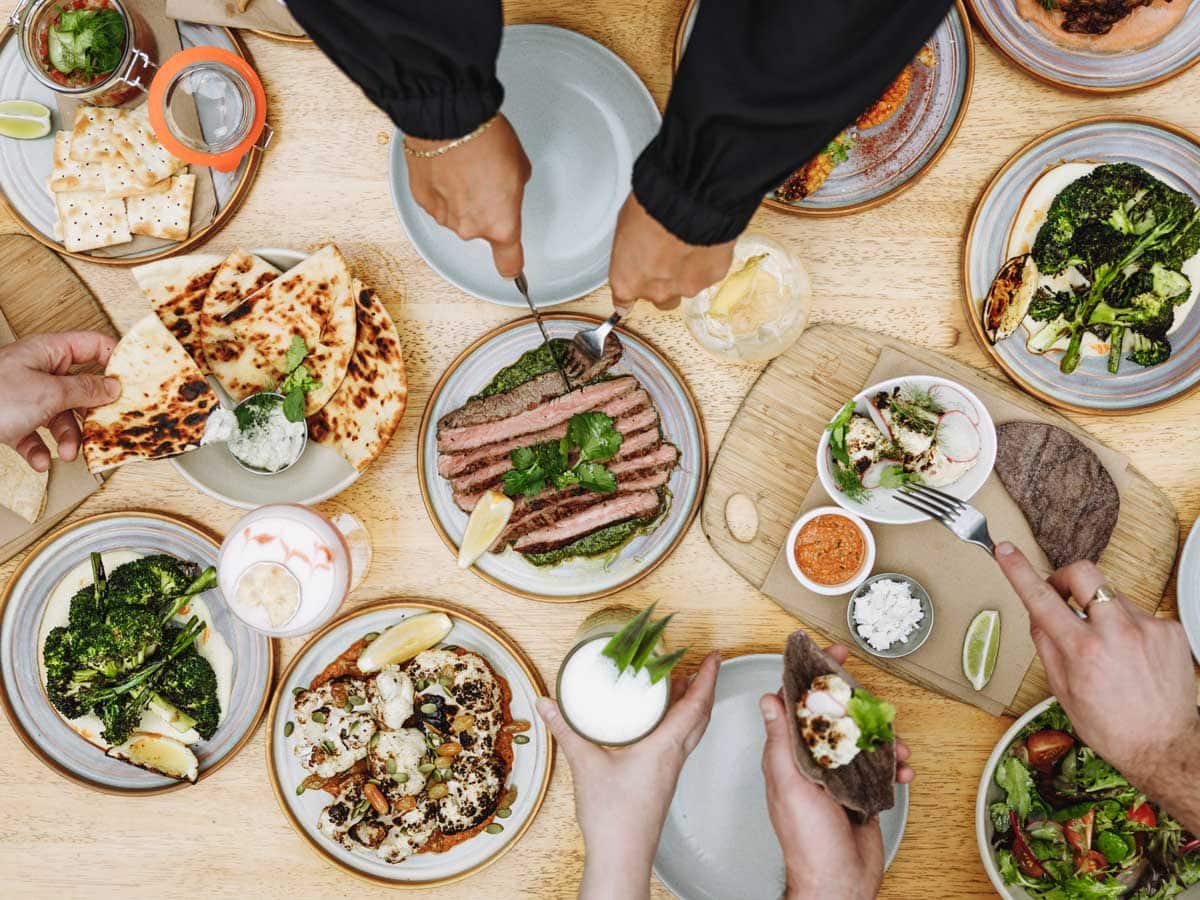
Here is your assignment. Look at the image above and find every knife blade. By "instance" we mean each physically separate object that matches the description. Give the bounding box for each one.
[514,272,573,393]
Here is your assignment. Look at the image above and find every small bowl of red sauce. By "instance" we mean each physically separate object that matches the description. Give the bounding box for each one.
[785,506,875,596]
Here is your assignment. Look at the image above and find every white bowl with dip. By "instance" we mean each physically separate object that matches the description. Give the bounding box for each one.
[785,506,875,596]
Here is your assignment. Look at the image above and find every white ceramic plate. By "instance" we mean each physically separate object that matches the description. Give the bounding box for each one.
[654,654,908,900]
[389,24,661,307]
[169,248,358,508]
[418,314,706,602]
[0,512,272,793]
[816,375,997,525]
[1177,517,1200,665]
[266,601,552,887]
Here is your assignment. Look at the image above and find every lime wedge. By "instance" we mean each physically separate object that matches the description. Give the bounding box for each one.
[0,100,51,140]
[457,489,514,569]
[963,609,1001,691]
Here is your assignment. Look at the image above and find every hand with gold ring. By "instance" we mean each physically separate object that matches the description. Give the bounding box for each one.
[994,542,1200,834]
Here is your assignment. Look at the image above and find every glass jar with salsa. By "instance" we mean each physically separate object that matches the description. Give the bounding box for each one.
[10,0,157,107]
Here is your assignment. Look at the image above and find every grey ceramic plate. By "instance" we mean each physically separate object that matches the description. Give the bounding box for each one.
[168,248,359,508]
[654,654,908,900]
[418,314,706,602]
[847,573,935,659]
[964,117,1200,413]
[1177,517,1200,664]
[968,0,1200,93]
[266,600,552,887]
[389,24,661,306]
[674,0,972,215]
[0,22,252,261]
[0,512,273,793]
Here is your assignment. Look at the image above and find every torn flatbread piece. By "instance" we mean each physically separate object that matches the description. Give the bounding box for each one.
[127,173,196,240]
[0,444,48,524]
[69,107,121,164]
[112,105,187,185]
[782,630,896,824]
[82,314,219,473]
[307,280,407,471]
[994,422,1119,569]
[205,244,356,414]
[54,191,131,252]
[135,254,226,372]
[49,131,104,192]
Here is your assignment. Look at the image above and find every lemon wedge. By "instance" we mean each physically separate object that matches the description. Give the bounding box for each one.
[107,733,199,783]
[709,253,769,318]
[358,612,453,673]
[963,609,1001,691]
[0,100,51,140]
[457,489,514,568]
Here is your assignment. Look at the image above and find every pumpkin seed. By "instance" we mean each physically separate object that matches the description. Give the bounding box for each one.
[386,755,398,774]
[322,739,336,754]
[363,631,380,641]
[485,823,504,835]
[427,783,449,800]
[292,686,305,698]
[311,710,327,724]
[368,731,381,749]
[439,676,453,689]
[283,721,294,737]
[420,703,437,715]
[501,787,518,808]
[295,783,306,795]
[438,768,451,780]
[428,733,443,748]
[396,772,409,784]
[496,807,512,819]
[348,693,364,706]
[418,763,435,774]
[513,734,530,745]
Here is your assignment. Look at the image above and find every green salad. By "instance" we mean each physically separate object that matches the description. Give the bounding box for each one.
[991,703,1200,899]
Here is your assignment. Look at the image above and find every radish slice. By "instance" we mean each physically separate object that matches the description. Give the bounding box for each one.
[936,410,981,463]
[919,450,976,487]
[865,398,893,439]
[929,384,980,425]
[861,459,903,489]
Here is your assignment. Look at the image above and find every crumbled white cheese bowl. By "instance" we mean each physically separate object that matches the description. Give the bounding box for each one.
[848,574,933,657]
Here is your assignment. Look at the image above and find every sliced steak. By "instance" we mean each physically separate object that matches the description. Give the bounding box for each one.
[994,421,1119,568]
[609,442,677,477]
[437,377,638,453]
[512,491,663,555]
[437,389,650,477]
[437,336,622,433]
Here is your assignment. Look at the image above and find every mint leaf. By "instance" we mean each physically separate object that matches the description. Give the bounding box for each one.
[879,465,920,489]
[282,388,306,423]
[845,687,896,751]
[285,335,308,373]
[568,412,622,463]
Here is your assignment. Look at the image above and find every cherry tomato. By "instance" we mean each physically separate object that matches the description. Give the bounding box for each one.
[1010,812,1047,879]
[1065,808,1095,856]
[1128,803,1157,828]
[1077,850,1109,874]
[1026,729,1075,772]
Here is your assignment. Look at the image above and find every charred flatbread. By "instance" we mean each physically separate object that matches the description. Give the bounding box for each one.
[306,280,407,472]
[781,630,896,823]
[198,249,280,368]
[994,421,1119,569]
[134,253,225,372]
[82,314,218,473]
[203,244,355,415]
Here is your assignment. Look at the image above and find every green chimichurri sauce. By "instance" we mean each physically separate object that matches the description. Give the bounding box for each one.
[525,513,658,567]
[473,339,572,399]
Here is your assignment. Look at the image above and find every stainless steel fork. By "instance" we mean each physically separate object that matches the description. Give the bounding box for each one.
[566,311,622,381]
[894,483,995,554]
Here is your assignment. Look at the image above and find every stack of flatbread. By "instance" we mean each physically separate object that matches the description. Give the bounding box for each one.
[94,244,408,474]
[48,105,196,253]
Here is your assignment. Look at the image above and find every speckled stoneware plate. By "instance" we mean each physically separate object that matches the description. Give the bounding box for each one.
[265,600,552,888]
[968,0,1200,93]
[654,654,908,900]
[418,314,707,603]
[169,248,359,508]
[0,23,261,265]
[390,24,660,306]
[672,0,972,216]
[0,512,273,794]
[1176,518,1200,664]
[964,117,1200,413]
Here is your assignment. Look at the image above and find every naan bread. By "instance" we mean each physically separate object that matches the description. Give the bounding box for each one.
[199,249,281,367]
[82,315,218,473]
[0,444,48,523]
[307,280,407,471]
[204,244,356,414]
[134,254,226,372]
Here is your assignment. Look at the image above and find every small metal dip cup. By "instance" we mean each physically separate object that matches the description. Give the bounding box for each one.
[228,392,307,476]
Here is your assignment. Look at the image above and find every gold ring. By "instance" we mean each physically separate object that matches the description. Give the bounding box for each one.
[1092,584,1117,606]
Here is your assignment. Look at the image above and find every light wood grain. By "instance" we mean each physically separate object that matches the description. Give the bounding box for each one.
[1,3,1199,899]
[700,324,1177,715]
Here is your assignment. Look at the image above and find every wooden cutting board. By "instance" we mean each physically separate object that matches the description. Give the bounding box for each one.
[702,324,1179,716]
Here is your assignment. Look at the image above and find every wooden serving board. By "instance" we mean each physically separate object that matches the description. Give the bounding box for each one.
[702,324,1179,717]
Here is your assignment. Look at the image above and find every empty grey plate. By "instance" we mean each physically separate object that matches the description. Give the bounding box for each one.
[1177,517,1200,664]
[654,654,908,900]
[389,24,661,306]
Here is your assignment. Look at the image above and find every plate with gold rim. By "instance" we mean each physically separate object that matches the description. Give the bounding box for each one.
[265,599,553,888]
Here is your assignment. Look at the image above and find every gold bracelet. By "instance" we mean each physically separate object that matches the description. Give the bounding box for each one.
[402,116,497,159]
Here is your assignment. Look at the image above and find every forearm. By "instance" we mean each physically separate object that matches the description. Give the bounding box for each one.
[636,0,953,245]
[286,0,503,139]
[578,843,654,900]
[1142,719,1200,835]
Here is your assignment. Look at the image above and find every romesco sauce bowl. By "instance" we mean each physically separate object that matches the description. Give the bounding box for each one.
[785,506,876,596]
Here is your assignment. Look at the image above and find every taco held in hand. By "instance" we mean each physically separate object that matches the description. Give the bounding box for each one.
[781,630,898,822]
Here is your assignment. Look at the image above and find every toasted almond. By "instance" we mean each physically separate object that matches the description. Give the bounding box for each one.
[330,682,349,707]
[503,719,531,733]
[439,741,463,757]
[363,782,389,815]
[434,755,454,769]
[395,794,417,812]
[451,713,475,733]
[427,782,449,800]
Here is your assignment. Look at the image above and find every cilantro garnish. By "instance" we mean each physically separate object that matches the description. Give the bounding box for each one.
[502,411,623,498]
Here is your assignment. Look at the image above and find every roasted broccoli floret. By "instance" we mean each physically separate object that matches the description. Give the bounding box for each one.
[1088,292,1175,338]
[75,605,161,678]
[105,555,197,608]
[1127,333,1172,368]
[42,626,98,719]
[157,650,220,740]
[159,567,218,623]
[96,692,148,746]
[1029,288,1077,322]
[1151,262,1191,302]
[1070,221,1135,277]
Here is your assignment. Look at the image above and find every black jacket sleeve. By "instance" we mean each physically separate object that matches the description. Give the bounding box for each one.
[286,0,503,140]
[634,0,955,245]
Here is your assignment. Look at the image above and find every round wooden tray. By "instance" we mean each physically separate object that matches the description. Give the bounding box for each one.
[0,25,264,267]
[246,29,312,44]
[671,0,974,218]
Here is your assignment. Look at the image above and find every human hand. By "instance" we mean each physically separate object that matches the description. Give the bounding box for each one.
[760,644,914,900]
[0,332,120,471]
[405,114,531,278]
[536,650,720,900]
[995,542,1200,829]
[608,193,734,312]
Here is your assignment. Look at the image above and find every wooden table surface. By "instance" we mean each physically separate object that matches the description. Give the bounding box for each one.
[3,2,1199,898]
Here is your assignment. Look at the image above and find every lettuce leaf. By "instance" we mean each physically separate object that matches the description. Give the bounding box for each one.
[845,687,895,750]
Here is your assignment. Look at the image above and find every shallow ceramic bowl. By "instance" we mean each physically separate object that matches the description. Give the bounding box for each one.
[846,573,934,659]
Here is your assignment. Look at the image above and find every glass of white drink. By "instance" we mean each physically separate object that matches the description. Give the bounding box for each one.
[556,605,682,746]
